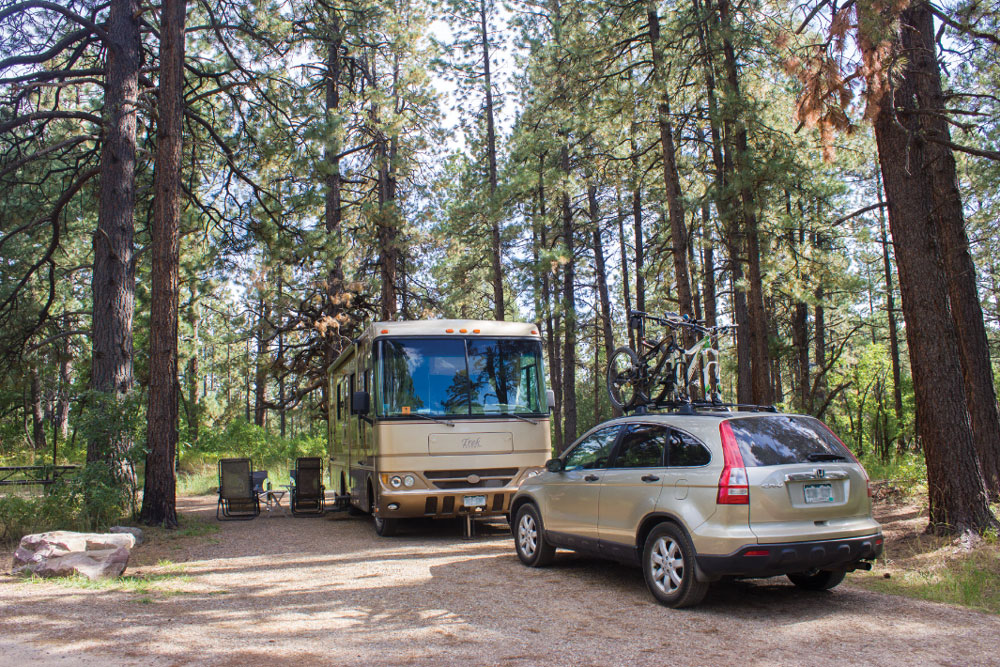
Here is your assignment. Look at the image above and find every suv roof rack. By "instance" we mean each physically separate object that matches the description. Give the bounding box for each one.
[627,400,777,416]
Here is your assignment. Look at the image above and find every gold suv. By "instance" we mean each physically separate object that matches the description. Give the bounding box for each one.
[510,411,883,608]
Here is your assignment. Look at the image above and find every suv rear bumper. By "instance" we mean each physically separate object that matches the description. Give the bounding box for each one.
[697,533,883,578]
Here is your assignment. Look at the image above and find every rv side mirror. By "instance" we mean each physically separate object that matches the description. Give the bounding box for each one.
[546,389,556,410]
[352,391,370,415]
[545,458,564,473]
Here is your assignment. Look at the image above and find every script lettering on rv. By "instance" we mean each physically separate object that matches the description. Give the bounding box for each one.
[461,438,482,450]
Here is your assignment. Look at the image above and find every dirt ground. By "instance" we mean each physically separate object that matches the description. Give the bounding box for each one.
[3,495,1000,667]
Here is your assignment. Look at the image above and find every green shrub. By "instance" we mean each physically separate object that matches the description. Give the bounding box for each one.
[188,419,325,466]
[0,463,134,546]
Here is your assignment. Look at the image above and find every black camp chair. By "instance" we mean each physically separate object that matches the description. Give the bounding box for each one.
[290,457,325,516]
[217,458,260,520]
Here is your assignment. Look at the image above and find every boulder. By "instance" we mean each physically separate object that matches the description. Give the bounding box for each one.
[109,526,144,545]
[11,530,134,580]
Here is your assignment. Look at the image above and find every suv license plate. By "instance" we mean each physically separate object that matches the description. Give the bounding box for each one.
[464,495,487,508]
[804,483,834,503]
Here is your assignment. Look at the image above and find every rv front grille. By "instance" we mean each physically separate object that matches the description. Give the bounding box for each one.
[424,468,518,479]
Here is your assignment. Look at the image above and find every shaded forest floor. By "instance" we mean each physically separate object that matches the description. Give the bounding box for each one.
[853,495,1000,614]
[1,493,999,666]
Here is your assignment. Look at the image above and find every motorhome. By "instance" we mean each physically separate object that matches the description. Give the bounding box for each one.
[327,319,554,535]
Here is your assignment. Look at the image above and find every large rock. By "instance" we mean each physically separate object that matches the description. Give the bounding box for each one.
[109,526,144,545]
[11,530,134,580]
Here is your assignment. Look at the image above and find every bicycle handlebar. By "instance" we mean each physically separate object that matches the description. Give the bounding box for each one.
[629,309,735,336]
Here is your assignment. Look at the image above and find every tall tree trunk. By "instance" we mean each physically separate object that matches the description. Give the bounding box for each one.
[717,0,770,404]
[254,297,268,428]
[647,3,694,331]
[55,338,72,439]
[590,184,618,417]
[863,3,996,533]
[695,0,749,402]
[538,160,563,453]
[877,170,905,449]
[186,290,200,442]
[141,0,186,527]
[906,2,1000,497]
[618,196,635,351]
[88,0,140,480]
[560,146,578,444]
[30,363,46,452]
[479,0,504,320]
[325,13,343,277]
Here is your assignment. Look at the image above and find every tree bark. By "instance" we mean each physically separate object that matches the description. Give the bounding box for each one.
[906,3,1000,497]
[618,197,635,351]
[254,296,268,428]
[863,2,996,533]
[55,339,71,439]
[479,0,504,320]
[716,0,771,405]
[140,0,186,528]
[647,2,694,331]
[88,0,140,479]
[560,145,577,444]
[877,171,905,449]
[30,363,46,452]
[590,184,618,417]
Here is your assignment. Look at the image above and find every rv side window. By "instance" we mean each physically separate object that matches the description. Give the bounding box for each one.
[349,373,356,414]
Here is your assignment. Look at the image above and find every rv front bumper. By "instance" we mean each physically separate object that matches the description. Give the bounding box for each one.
[375,487,517,519]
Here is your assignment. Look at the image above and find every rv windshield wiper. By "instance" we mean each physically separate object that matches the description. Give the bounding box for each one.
[807,452,847,462]
[406,413,455,427]
[502,412,539,425]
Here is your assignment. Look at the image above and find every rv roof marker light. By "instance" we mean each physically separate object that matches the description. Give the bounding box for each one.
[445,328,454,333]
[531,330,538,335]
[380,329,389,334]
[473,329,481,334]
[460,328,468,333]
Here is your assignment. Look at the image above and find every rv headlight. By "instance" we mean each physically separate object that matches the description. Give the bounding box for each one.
[403,475,415,487]
[389,475,403,488]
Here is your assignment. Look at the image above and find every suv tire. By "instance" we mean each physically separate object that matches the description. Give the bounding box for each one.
[787,569,846,590]
[642,523,709,608]
[514,504,555,567]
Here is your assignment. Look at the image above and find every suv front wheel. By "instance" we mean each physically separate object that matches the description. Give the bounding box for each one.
[514,504,555,567]
[642,523,708,608]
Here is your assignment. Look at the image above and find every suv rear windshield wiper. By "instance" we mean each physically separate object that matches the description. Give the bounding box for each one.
[807,452,847,462]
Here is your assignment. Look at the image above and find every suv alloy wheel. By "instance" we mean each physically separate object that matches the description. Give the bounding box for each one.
[642,523,708,608]
[514,504,555,566]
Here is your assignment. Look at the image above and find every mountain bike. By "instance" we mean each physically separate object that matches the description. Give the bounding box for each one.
[606,310,733,411]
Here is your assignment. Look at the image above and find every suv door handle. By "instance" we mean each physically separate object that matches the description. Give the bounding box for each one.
[584,474,600,482]
[641,475,660,483]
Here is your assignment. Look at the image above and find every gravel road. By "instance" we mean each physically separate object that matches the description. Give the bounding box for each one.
[3,495,999,667]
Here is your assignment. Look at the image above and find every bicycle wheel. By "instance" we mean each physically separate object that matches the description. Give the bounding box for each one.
[607,347,645,410]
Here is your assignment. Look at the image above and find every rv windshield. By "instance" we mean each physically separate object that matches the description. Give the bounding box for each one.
[378,337,545,418]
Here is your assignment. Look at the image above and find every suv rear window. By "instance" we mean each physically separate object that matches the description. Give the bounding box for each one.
[726,415,851,466]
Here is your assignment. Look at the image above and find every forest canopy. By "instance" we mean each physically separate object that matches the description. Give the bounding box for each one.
[1,0,998,532]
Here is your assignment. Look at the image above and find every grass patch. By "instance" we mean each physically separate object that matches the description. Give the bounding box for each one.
[31,571,193,596]
[853,546,1000,614]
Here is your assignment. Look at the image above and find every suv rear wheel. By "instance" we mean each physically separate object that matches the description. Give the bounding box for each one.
[514,504,555,567]
[787,569,846,590]
[642,523,708,608]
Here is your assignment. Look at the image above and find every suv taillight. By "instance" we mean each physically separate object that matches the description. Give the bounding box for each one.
[718,421,749,504]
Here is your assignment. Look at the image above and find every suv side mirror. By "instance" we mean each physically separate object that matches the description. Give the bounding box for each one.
[352,391,370,415]
[546,389,556,410]
[545,458,565,473]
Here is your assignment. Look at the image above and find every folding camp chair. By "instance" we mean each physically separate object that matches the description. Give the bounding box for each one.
[290,457,325,516]
[217,458,260,520]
